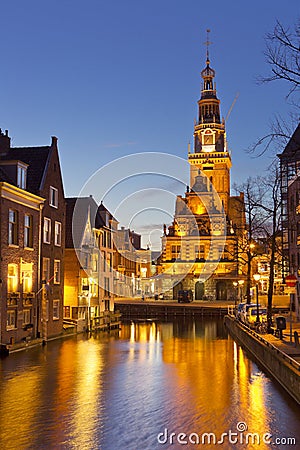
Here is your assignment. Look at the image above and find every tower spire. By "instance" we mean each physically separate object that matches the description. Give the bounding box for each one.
[204,28,212,64]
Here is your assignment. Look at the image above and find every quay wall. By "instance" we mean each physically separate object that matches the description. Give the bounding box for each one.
[116,303,228,319]
[224,315,300,405]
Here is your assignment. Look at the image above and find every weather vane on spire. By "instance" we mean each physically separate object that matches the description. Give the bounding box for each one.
[204,29,212,62]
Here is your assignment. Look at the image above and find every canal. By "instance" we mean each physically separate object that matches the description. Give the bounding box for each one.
[0,318,299,450]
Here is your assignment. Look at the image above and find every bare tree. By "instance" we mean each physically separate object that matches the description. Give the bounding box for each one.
[259,19,300,98]
[249,19,300,157]
[254,164,282,331]
[233,178,267,304]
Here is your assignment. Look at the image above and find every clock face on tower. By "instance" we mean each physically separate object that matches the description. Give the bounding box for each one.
[204,135,213,145]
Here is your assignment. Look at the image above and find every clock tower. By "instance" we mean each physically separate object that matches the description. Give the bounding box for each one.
[188,34,231,214]
[158,32,246,302]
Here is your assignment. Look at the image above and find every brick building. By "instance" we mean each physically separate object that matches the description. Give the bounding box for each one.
[0,166,44,347]
[0,129,65,344]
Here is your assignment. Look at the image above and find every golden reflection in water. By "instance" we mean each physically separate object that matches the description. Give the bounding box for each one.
[72,340,103,447]
[123,322,161,364]
[159,320,272,444]
[0,370,41,448]
[51,340,81,445]
[51,339,104,449]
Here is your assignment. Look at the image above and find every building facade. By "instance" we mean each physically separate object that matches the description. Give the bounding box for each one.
[158,49,246,300]
[0,130,65,343]
[0,177,44,347]
[278,123,300,316]
[64,197,117,331]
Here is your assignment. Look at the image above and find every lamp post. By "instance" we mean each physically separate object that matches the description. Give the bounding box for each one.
[233,281,238,309]
[253,273,261,324]
[238,279,245,302]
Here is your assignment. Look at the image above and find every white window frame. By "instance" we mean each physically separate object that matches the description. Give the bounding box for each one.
[24,214,33,248]
[43,217,51,244]
[49,186,58,208]
[8,209,18,246]
[54,260,61,284]
[54,221,62,246]
[17,163,27,189]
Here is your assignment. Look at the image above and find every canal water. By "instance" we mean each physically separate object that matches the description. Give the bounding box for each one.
[0,318,299,450]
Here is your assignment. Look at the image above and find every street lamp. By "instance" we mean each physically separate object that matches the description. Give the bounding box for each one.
[253,273,261,324]
[238,279,245,302]
[233,281,238,309]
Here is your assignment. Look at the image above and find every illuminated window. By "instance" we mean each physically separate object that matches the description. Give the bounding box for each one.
[104,277,110,297]
[103,251,106,272]
[90,280,97,296]
[53,300,60,319]
[8,209,18,245]
[24,214,33,248]
[78,308,86,319]
[17,164,27,189]
[108,253,112,272]
[171,245,181,258]
[43,217,51,244]
[7,264,18,292]
[81,278,89,291]
[22,263,33,293]
[7,310,17,330]
[54,221,62,246]
[54,260,61,284]
[23,309,32,325]
[64,306,70,318]
[195,245,205,259]
[49,186,58,208]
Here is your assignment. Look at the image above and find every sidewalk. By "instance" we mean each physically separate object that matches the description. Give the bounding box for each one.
[263,319,300,362]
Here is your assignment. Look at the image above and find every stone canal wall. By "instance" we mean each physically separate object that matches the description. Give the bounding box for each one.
[224,315,300,405]
[116,302,229,319]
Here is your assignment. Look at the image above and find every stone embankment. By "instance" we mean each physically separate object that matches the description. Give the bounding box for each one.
[224,315,300,405]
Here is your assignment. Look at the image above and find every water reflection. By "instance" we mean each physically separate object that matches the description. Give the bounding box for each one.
[0,319,299,450]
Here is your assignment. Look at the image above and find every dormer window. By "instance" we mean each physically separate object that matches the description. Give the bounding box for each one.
[49,186,58,208]
[17,163,27,189]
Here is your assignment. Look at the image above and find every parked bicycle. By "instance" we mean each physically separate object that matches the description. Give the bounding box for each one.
[255,321,268,334]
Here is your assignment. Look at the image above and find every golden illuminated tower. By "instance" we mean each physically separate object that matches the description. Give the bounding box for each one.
[158,31,246,301]
[188,30,231,213]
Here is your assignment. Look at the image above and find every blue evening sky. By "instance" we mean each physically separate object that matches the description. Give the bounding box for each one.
[0,0,298,247]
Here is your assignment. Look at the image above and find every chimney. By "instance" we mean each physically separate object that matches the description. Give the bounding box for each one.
[0,128,11,155]
[51,136,58,147]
